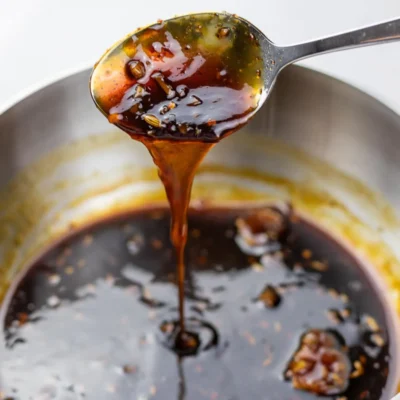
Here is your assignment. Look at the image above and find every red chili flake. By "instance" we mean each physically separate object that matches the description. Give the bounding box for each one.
[359,390,370,399]
[123,364,137,374]
[17,312,29,326]
[151,238,163,250]
[197,255,208,265]
[302,249,312,259]
[257,285,281,308]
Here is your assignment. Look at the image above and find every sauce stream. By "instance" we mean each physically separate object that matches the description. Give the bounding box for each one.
[90,12,264,341]
[142,138,214,334]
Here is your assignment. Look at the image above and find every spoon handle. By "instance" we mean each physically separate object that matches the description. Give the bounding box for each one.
[279,18,400,66]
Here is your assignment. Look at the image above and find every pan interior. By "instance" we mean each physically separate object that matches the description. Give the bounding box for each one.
[0,130,398,398]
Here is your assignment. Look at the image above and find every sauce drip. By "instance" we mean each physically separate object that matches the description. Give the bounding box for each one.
[90,12,265,343]
[143,139,214,337]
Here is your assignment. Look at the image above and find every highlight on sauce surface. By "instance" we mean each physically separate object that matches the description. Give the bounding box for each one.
[1,206,392,399]
[90,12,265,140]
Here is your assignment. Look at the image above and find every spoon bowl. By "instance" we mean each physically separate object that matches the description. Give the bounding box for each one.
[90,12,267,141]
[91,12,400,142]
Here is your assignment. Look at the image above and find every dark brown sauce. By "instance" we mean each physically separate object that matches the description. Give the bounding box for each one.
[1,207,393,399]
[90,13,264,343]
[91,13,264,140]
[143,139,214,339]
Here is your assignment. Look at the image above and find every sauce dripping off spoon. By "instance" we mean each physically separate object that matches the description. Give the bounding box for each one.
[90,12,266,352]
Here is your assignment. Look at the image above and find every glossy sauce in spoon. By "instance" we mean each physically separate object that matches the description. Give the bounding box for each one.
[90,12,265,351]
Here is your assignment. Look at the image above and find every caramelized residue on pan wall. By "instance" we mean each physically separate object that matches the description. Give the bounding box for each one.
[0,132,399,318]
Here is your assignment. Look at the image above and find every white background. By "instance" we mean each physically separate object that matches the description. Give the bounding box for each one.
[1,0,400,113]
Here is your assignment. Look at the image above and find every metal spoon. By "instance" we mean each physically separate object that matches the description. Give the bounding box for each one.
[256,16,400,98]
[90,12,400,140]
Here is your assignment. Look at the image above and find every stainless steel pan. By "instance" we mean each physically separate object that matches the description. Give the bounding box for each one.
[0,65,399,397]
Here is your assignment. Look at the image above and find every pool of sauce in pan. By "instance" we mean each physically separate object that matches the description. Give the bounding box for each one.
[1,206,392,400]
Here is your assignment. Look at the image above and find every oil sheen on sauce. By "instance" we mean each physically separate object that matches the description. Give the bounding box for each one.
[1,207,392,399]
[90,13,265,344]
